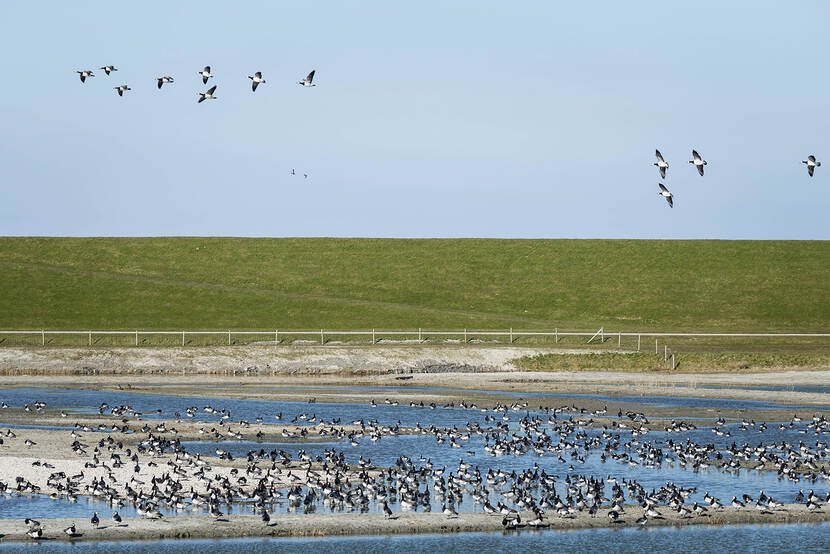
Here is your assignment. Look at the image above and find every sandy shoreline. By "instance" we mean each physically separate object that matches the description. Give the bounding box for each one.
[1,506,829,543]
[2,344,830,412]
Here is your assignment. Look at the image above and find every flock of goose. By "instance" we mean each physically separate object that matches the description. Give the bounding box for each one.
[73,64,824,211]
[654,149,822,208]
[2,393,830,540]
[73,63,317,177]
[74,65,316,101]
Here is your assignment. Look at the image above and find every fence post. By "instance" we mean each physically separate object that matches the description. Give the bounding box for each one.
[555,328,558,343]
[182,331,185,347]
[135,330,138,347]
[601,328,604,342]
[372,329,375,344]
[637,334,640,351]
[321,329,324,345]
[509,328,513,343]
[88,331,92,346]
[228,330,231,346]
[655,339,658,354]
[464,328,467,343]
[41,330,45,346]
[618,332,621,347]
[418,328,422,342]
[671,353,676,370]
[275,329,278,344]
[664,345,667,362]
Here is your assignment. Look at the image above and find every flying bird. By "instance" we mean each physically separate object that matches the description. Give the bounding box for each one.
[198,85,217,103]
[689,150,707,176]
[802,155,821,177]
[654,149,669,179]
[156,76,174,89]
[113,85,131,97]
[75,70,95,83]
[198,66,213,84]
[658,183,673,208]
[248,71,265,91]
[298,70,316,87]
[100,65,118,75]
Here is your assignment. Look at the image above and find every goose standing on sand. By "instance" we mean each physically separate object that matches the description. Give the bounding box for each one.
[90,512,99,528]
[803,155,821,177]
[100,65,117,75]
[658,183,673,208]
[156,76,174,89]
[113,85,131,97]
[654,149,669,179]
[198,66,213,84]
[75,70,95,83]
[689,150,707,176]
[248,71,265,91]
[298,70,316,87]
[198,85,217,103]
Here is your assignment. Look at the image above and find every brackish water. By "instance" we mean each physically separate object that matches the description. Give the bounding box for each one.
[3,385,828,420]
[1,387,828,517]
[1,386,829,550]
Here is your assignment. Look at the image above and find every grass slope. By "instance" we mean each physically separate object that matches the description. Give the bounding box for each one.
[515,351,830,372]
[1,238,829,332]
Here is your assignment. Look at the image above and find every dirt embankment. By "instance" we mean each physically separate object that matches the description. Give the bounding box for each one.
[0,345,576,376]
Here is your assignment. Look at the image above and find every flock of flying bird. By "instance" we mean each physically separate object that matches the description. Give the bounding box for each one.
[74,64,824,210]
[4,395,830,540]
[74,65,317,101]
[74,63,316,178]
[653,149,822,208]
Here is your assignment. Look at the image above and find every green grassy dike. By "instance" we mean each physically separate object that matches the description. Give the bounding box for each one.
[1,237,829,333]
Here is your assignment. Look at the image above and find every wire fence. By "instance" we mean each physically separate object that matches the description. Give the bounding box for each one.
[0,327,828,351]
[3,327,830,371]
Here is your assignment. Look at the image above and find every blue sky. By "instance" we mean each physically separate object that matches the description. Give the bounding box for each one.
[1,1,828,238]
